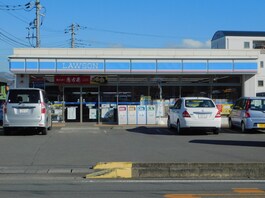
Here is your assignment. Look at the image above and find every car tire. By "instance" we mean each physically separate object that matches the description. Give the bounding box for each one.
[3,128,11,136]
[241,122,247,133]
[48,122,52,131]
[176,121,182,135]
[41,128,47,135]
[167,117,172,129]
[213,128,220,135]
[228,118,234,129]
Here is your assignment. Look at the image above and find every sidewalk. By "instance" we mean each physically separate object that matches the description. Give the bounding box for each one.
[52,116,230,129]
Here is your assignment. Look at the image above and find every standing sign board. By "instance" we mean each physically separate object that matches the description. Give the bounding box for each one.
[128,105,137,124]
[137,105,147,125]
[147,105,156,124]
[118,105,128,125]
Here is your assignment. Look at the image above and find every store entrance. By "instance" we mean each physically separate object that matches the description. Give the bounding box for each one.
[64,87,99,122]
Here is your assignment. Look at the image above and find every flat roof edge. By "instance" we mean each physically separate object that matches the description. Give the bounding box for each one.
[9,48,260,59]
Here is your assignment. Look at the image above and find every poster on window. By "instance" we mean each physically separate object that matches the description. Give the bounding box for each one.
[89,108,97,119]
[67,106,77,120]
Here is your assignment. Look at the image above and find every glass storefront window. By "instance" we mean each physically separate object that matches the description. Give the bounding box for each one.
[212,86,241,104]
[181,86,211,98]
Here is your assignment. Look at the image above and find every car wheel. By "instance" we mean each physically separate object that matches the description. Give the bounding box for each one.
[41,128,47,135]
[167,117,172,129]
[176,121,182,135]
[228,119,234,129]
[48,122,52,131]
[3,128,11,136]
[241,122,247,133]
[213,128,220,135]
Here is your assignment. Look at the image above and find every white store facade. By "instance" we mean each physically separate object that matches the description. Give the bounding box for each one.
[8,31,265,124]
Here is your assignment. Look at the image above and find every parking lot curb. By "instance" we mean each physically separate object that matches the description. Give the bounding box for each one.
[86,162,265,179]
[85,162,132,179]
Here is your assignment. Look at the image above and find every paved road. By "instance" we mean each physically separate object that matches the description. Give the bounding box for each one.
[0,174,264,198]
[0,125,265,171]
[0,125,265,197]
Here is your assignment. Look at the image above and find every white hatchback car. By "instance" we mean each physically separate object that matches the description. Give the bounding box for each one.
[167,97,221,134]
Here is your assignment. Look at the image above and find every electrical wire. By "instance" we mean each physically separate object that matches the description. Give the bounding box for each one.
[0,31,30,47]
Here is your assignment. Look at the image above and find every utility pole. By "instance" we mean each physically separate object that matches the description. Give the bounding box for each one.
[35,0,41,48]
[70,23,75,48]
[65,23,86,48]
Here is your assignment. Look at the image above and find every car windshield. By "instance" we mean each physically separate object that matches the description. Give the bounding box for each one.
[250,99,265,110]
[8,90,40,104]
[185,99,215,108]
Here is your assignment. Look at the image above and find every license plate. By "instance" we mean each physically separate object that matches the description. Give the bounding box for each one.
[257,124,265,128]
[198,114,208,119]
[20,109,28,113]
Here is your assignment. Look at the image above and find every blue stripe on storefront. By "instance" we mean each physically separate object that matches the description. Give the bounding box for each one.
[131,62,156,71]
[157,62,182,71]
[208,62,233,71]
[40,62,56,71]
[234,62,257,70]
[9,60,258,74]
[10,62,25,71]
[105,62,130,72]
[183,62,207,71]
[26,61,38,71]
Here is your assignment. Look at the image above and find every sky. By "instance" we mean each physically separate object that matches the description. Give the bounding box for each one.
[1,0,265,73]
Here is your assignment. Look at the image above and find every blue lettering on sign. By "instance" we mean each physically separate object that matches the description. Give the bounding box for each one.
[58,62,102,70]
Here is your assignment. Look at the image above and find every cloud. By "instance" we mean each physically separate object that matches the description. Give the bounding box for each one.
[182,39,211,48]
[166,39,211,49]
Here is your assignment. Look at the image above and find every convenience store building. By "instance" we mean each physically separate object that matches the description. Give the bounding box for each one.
[8,31,265,124]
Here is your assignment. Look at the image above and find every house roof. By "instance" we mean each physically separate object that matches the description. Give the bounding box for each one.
[212,30,265,41]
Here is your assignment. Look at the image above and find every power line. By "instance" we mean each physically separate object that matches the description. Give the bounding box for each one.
[0,32,30,47]
[0,1,34,11]
[86,27,181,39]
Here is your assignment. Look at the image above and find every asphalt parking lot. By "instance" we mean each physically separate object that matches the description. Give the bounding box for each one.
[0,123,265,179]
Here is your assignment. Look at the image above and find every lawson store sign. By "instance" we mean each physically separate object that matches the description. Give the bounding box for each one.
[9,59,258,74]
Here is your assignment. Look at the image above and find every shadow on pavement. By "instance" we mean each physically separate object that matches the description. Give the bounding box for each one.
[126,126,210,136]
[0,128,40,136]
[190,139,265,147]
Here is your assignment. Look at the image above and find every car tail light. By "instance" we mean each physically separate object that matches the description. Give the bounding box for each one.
[244,111,251,118]
[215,110,221,118]
[182,110,190,117]
[41,102,46,114]
[245,99,251,111]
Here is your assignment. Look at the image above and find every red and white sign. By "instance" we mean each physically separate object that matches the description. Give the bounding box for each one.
[54,76,90,84]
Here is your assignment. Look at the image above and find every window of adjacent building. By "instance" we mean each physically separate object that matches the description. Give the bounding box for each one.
[244,42,250,49]
[258,80,264,87]
[253,40,265,49]
[260,61,264,68]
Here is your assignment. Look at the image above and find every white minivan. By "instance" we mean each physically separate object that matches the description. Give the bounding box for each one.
[3,88,52,135]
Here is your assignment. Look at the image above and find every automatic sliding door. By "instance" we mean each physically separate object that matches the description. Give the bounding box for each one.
[64,87,81,122]
[82,87,98,122]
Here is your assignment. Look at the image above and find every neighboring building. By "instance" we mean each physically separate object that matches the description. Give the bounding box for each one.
[211,30,265,95]
[7,30,264,124]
